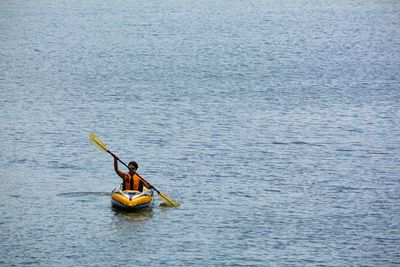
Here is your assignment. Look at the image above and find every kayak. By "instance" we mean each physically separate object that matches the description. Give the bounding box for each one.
[111,185,154,211]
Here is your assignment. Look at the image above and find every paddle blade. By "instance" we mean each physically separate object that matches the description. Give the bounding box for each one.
[158,192,180,208]
[89,132,109,152]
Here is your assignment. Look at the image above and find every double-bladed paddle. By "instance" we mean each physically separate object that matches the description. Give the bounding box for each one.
[89,132,179,208]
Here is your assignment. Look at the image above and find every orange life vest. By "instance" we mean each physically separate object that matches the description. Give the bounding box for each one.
[123,173,143,191]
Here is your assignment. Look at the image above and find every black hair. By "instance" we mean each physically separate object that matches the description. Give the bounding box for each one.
[128,161,138,170]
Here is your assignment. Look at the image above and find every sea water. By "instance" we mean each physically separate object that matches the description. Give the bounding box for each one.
[1,0,399,265]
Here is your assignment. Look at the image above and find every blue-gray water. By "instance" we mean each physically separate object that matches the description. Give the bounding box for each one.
[1,0,400,266]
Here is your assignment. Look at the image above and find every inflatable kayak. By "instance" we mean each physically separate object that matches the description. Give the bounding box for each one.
[111,185,154,211]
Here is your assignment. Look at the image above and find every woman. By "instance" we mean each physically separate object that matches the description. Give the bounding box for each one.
[113,156,151,192]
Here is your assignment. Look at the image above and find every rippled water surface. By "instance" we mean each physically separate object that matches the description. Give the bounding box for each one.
[1,0,400,266]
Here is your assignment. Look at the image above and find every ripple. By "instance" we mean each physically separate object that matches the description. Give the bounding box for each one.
[57,192,110,198]
[336,148,356,152]
[1,0,399,266]
[271,141,289,145]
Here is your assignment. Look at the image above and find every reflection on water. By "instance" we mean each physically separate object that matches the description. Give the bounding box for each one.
[112,206,153,222]
[112,206,153,221]
[112,207,154,224]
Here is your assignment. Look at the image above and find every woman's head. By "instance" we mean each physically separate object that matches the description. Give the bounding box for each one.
[128,161,138,172]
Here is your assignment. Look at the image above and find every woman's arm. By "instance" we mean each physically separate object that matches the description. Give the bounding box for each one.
[141,178,152,190]
[114,156,126,179]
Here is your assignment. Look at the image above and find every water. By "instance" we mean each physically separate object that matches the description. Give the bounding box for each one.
[1,0,400,265]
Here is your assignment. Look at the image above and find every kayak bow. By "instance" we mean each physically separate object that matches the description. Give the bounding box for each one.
[111,186,154,211]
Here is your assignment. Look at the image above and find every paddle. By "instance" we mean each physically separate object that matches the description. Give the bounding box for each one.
[89,132,179,208]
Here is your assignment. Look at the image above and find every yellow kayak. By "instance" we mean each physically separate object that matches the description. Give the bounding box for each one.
[111,186,154,211]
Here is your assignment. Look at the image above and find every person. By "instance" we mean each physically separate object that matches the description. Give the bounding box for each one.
[113,156,152,192]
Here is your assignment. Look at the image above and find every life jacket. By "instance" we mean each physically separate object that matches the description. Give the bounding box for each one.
[123,173,143,191]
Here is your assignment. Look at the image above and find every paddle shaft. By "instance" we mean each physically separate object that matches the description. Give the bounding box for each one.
[107,150,161,194]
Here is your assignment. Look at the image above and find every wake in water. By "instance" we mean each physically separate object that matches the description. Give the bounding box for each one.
[57,192,110,197]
